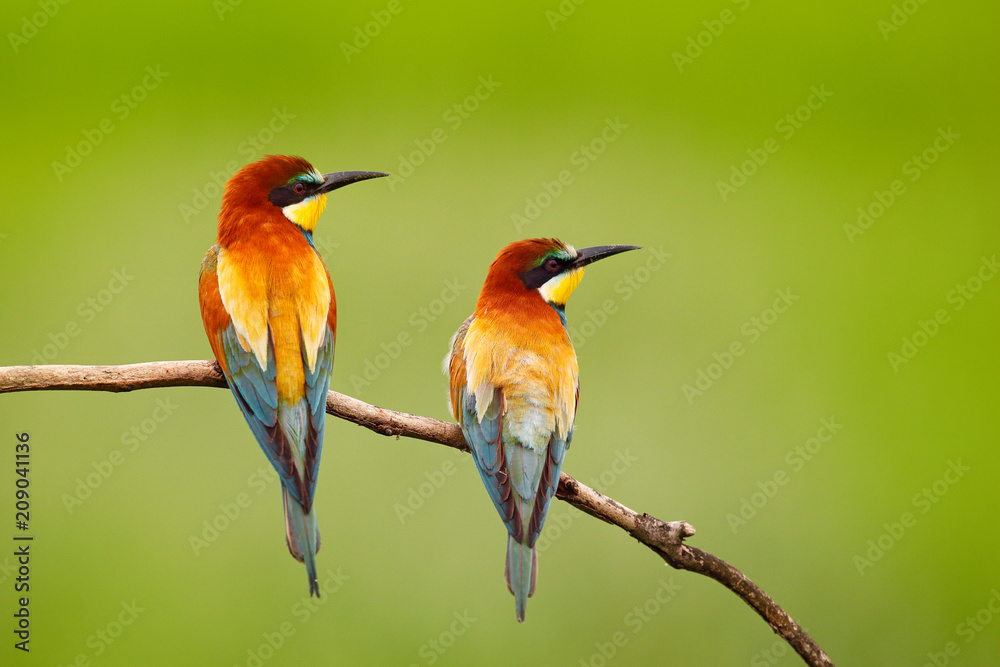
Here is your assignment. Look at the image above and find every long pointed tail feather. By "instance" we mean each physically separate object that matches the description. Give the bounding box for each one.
[504,534,537,622]
[283,487,321,597]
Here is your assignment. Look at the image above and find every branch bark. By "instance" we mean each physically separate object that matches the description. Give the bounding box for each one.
[0,361,833,666]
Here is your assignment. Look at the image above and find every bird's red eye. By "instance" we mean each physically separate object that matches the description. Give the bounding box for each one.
[293,182,305,194]
[546,258,560,271]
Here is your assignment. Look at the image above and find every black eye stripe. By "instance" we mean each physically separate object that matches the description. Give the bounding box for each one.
[520,255,571,290]
[268,179,316,207]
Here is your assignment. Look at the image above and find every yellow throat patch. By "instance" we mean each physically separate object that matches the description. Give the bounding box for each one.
[282,193,328,232]
[539,267,584,307]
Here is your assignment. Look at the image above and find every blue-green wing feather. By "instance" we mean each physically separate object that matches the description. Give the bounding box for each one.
[218,324,333,509]
[301,327,334,504]
[219,326,296,489]
[459,387,521,541]
[527,428,571,547]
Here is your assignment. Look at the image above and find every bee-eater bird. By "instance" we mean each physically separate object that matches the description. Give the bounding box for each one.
[198,155,386,596]
[445,238,639,621]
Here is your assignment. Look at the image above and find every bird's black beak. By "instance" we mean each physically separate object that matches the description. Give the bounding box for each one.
[571,244,641,269]
[318,171,389,194]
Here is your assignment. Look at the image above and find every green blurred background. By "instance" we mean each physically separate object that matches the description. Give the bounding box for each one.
[1,0,998,664]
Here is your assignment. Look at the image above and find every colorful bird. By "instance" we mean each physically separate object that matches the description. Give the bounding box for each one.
[445,238,639,621]
[198,155,385,595]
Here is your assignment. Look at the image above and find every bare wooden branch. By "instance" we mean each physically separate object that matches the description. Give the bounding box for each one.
[0,361,833,666]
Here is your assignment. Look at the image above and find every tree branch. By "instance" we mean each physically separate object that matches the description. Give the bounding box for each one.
[0,361,833,666]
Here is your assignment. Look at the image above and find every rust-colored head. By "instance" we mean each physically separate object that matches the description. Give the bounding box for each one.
[478,238,639,310]
[221,155,318,215]
[217,155,386,245]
